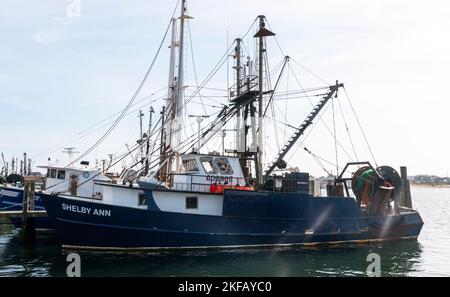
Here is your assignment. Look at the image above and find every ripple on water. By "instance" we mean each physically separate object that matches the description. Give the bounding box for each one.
[0,187,449,276]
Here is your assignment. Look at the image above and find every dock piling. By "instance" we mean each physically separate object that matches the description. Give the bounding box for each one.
[400,166,413,209]
[20,176,36,243]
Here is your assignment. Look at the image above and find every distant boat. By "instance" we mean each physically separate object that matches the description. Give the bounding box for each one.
[0,164,112,230]
[40,0,423,250]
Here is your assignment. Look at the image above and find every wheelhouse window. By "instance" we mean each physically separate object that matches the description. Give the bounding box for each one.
[138,194,147,206]
[200,157,217,174]
[215,158,234,175]
[182,159,199,172]
[186,197,198,209]
[50,169,57,179]
[57,170,66,180]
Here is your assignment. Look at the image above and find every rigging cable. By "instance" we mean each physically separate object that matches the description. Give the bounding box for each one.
[262,41,281,156]
[290,58,330,87]
[331,95,339,176]
[303,146,333,176]
[337,92,358,160]
[343,87,378,167]
[287,62,354,161]
[178,17,258,115]
[284,59,290,145]
[265,19,329,87]
[31,87,167,162]
[67,0,181,167]
[285,103,332,165]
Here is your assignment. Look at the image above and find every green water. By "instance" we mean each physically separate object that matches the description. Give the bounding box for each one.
[0,187,448,277]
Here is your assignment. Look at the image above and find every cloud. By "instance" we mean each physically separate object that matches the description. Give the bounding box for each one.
[52,16,78,26]
[31,30,64,44]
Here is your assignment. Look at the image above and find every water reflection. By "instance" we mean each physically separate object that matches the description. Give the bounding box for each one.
[0,226,423,277]
[3,186,449,277]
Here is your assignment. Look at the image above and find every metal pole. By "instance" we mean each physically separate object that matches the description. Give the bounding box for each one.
[222,130,226,155]
[253,15,275,186]
[23,153,27,176]
[257,16,264,186]
[138,110,144,163]
[235,38,242,153]
[145,106,155,176]
[197,117,201,150]
[175,0,188,166]
[159,106,167,180]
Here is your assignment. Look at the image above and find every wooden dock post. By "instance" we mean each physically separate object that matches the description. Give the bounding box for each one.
[20,176,36,243]
[400,166,413,209]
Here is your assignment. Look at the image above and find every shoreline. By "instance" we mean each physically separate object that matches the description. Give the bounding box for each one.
[410,183,450,189]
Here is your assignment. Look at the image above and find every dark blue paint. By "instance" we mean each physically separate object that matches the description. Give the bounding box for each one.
[40,189,424,249]
[0,186,53,229]
[222,189,361,218]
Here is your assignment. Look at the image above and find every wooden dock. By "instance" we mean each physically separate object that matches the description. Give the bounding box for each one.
[0,210,47,218]
[0,175,46,242]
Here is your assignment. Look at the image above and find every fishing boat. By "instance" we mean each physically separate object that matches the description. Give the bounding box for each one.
[0,152,111,230]
[40,0,423,250]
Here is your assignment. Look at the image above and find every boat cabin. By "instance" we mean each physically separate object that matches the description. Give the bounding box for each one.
[172,154,252,193]
[39,165,111,198]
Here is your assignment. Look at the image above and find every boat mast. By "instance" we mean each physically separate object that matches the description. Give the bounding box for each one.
[235,38,243,153]
[167,16,178,144]
[174,0,190,171]
[160,17,178,179]
[254,15,275,186]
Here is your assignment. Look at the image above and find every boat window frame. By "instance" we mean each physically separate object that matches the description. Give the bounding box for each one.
[186,196,198,209]
[138,193,147,206]
[182,158,199,173]
[50,169,57,179]
[200,156,218,174]
[57,170,66,180]
[214,157,234,175]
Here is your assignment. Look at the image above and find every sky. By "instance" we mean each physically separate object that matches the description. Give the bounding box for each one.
[0,0,449,177]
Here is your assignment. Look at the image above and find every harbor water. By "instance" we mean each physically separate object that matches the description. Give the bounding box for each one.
[0,187,448,277]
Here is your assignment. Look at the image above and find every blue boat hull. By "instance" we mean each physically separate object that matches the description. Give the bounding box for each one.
[0,186,53,230]
[40,191,423,250]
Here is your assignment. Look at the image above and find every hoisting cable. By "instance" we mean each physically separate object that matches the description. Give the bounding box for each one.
[288,62,354,161]
[263,56,289,117]
[337,91,358,160]
[263,42,281,154]
[179,17,258,114]
[343,87,378,167]
[265,19,330,87]
[284,60,290,145]
[291,58,330,87]
[187,22,207,116]
[66,0,181,167]
[331,93,339,176]
[178,41,235,113]
[31,88,167,161]
[285,102,332,164]
[303,146,332,176]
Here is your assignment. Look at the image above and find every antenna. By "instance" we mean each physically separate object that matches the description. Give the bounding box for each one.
[189,114,210,152]
[220,129,237,156]
[107,154,114,170]
[62,147,80,166]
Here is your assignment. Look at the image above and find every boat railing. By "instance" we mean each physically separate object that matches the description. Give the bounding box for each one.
[163,173,320,194]
[162,173,256,194]
[229,75,258,98]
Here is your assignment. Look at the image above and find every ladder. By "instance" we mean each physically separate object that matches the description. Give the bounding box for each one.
[264,82,344,177]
